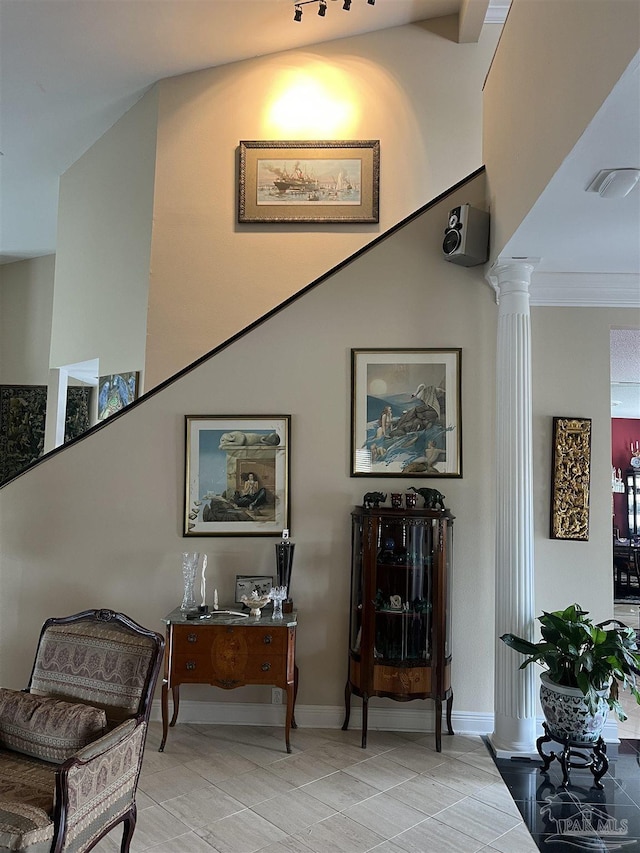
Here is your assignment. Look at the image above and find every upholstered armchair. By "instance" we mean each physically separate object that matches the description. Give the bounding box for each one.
[0,609,164,853]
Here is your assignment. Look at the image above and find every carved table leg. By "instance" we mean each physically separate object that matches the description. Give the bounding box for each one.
[558,744,571,788]
[536,723,608,789]
[285,679,295,754]
[160,682,181,752]
[446,691,455,735]
[159,680,169,752]
[170,685,180,726]
[592,738,608,789]
[536,727,556,773]
[342,679,352,731]
[435,697,443,753]
[291,663,298,729]
[361,693,369,749]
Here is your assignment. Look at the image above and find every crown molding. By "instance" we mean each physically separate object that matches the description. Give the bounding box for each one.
[529,272,640,308]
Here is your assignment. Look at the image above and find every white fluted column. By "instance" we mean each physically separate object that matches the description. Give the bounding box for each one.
[488,260,538,758]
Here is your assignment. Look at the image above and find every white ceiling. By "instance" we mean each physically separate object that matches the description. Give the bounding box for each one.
[611,328,640,420]
[502,51,640,285]
[0,0,506,264]
[1,0,637,284]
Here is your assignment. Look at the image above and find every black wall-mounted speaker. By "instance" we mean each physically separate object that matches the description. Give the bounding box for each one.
[442,204,489,267]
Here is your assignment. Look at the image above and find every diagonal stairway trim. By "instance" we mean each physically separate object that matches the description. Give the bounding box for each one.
[1,166,485,488]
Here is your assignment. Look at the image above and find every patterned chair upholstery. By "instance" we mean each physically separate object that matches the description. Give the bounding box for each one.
[0,609,164,853]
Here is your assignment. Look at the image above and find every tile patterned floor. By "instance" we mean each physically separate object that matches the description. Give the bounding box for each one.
[93,674,640,853]
[93,723,539,853]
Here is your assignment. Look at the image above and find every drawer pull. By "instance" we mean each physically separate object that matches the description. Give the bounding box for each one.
[187,633,198,643]
[186,661,196,671]
[263,635,273,645]
[261,662,271,672]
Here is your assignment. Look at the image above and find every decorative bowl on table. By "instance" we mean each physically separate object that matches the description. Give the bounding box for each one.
[241,592,272,619]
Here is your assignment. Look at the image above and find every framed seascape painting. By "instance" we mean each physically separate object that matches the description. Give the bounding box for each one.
[238,140,380,224]
[184,415,290,537]
[351,349,462,478]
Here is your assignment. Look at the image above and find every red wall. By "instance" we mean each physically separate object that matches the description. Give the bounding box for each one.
[612,418,640,537]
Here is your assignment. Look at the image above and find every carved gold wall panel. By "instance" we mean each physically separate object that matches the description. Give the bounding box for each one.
[550,417,591,541]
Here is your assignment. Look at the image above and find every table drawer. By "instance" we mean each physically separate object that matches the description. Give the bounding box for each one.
[171,652,285,685]
[173,624,287,653]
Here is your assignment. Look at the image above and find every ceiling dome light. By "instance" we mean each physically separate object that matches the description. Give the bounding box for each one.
[586,168,640,199]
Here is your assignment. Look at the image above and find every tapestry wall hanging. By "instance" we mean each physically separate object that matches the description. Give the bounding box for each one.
[0,385,91,483]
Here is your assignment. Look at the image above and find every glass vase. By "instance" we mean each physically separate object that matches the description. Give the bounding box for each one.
[269,586,288,620]
[180,552,200,612]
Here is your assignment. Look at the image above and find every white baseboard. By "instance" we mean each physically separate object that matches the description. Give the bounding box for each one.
[150,699,494,737]
[150,699,620,748]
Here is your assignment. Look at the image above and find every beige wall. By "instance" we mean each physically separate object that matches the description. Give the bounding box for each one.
[483,0,640,261]
[4,21,499,395]
[51,88,158,380]
[0,256,55,385]
[531,306,623,622]
[0,172,622,727]
[146,19,501,388]
[1,175,500,719]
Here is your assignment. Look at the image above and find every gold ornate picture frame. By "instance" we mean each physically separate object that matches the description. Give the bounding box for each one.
[238,140,380,224]
[550,416,591,541]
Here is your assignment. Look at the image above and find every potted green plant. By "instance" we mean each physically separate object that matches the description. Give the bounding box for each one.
[501,604,640,743]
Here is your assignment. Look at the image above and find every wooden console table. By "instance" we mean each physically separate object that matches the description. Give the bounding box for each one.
[160,607,298,753]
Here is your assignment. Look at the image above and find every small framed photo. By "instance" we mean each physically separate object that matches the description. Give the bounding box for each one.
[238,140,380,224]
[184,415,290,537]
[235,575,275,604]
[351,348,462,477]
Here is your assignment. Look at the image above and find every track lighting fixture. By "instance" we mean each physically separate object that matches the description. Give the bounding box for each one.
[291,0,375,22]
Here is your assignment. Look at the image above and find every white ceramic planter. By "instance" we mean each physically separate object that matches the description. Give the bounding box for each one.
[539,672,609,743]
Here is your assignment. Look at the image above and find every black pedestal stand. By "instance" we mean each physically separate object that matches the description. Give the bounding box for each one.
[536,722,608,789]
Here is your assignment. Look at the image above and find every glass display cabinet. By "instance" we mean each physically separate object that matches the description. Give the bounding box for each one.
[343,505,454,751]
